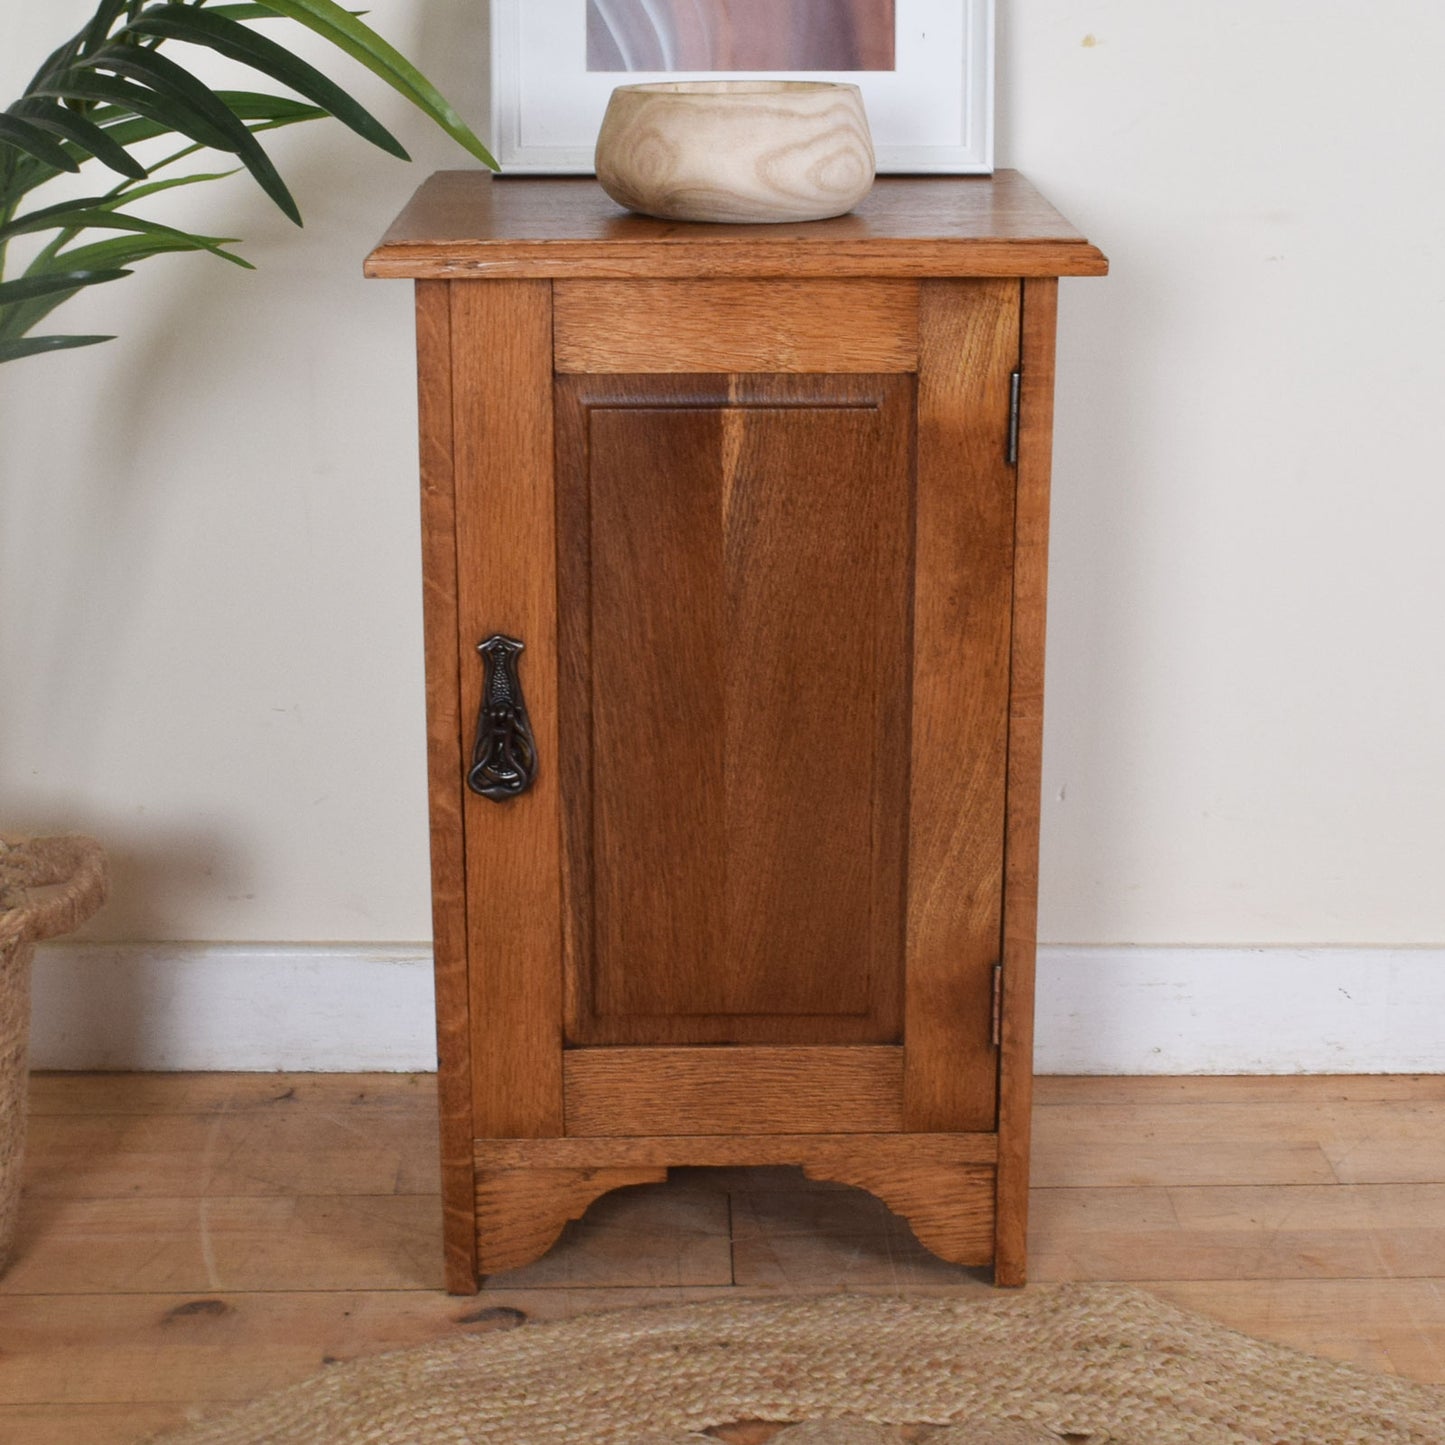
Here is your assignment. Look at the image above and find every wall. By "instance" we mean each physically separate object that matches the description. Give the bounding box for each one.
[4,3,1444,1069]
[1,1,469,943]
[1007,4,1445,947]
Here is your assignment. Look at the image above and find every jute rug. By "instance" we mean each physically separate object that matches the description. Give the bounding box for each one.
[151,1285,1445,1445]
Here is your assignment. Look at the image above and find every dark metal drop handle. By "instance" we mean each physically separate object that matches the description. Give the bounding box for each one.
[467,634,538,801]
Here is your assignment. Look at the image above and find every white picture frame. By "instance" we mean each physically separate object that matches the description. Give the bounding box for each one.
[489,0,995,175]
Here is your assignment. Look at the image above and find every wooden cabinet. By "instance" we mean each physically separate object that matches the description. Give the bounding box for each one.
[366,173,1105,1292]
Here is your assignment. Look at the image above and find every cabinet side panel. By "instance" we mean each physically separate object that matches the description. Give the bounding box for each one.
[414,280,477,1292]
[904,279,1020,1134]
[452,280,563,1139]
[995,277,1059,1287]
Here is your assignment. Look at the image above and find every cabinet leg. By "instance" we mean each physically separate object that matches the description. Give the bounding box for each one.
[801,1159,996,1269]
[474,1163,668,1279]
[469,1135,1000,1280]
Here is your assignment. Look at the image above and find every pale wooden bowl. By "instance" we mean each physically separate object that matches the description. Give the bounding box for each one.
[594,80,875,225]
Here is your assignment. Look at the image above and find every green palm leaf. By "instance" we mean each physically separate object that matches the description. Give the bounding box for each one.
[48,233,254,273]
[0,205,248,268]
[99,170,242,208]
[0,267,132,341]
[216,91,329,125]
[205,5,292,18]
[82,0,131,54]
[36,71,245,152]
[0,193,131,235]
[69,91,328,156]
[0,334,114,362]
[0,111,81,173]
[2,0,497,360]
[129,6,409,160]
[84,46,302,221]
[0,268,130,305]
[9,96,148,179]
[249,0,497,169]
[4,233,254,338]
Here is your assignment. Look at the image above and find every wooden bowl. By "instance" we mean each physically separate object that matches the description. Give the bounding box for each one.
[594,80,875,224]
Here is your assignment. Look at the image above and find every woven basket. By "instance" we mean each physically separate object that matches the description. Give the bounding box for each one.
[0,835,108,1273]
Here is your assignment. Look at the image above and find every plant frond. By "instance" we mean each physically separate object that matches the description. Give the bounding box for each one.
[2,0,497,357]
[130,5,408,160]
[9,97,148,179]
[0,112,82,173]
[248,0,497,169]
[0,333,114,363]
[0,267,131,305]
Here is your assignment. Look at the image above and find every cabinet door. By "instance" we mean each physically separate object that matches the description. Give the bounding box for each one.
[553,279,1020,1140]
[455,277,1019,1138]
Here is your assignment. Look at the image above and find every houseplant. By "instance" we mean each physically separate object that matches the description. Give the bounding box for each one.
[1,0,497,360]
[0,0,496,1269]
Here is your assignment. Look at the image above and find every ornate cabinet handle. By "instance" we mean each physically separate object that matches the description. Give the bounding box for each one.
[467,634,538,800]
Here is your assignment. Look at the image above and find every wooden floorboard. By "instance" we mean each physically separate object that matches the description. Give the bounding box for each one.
[0,1403,195,1445]
[1,1072,1441,1443]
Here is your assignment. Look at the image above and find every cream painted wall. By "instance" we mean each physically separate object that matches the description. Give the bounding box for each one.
[1004,4,1445,944]
[3,2,1444,952]
[0,0,479,942]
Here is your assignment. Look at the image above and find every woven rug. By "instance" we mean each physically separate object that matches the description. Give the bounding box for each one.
[151,1285,1445,1444]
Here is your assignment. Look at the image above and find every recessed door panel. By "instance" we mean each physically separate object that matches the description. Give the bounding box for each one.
[558,374,913,1045]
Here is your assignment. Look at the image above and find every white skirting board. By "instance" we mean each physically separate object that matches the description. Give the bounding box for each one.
[27,943,1445,1074]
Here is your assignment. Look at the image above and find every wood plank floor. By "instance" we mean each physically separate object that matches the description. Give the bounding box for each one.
[1,1073,1442,1442]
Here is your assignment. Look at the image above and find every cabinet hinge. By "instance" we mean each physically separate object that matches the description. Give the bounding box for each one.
[1007,370,1022,466]
[991,962,1004,1048]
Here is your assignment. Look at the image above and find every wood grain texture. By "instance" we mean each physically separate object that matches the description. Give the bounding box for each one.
[475,1165,668,1276]
[994,278,1058,1287]
[1142,1279,1445,1384]
[474,1134,999,1171]
[0,1287,537,1404]
[364,173,1110,281]
[554,279,918,373]
[25,1071,439,1115]
[813,1162,996,1269]
[1031,1182,1445,1283]
[1035,1074,1445,1105]
[903,280,1018,1138]
[0,1195,445,1295]
[562,1046,905,1137]
[1032,1099,1445,1189]
[21,1105,437,1199]
[377,183,1113,1293]
[0,1405,192,1445]
[557,373,911,1046]
[413,280,476,1293]
[12,1072,1445,1442]
[474,1134,997,1275]
[727,1182,988,1290]
[451,281,563,1148]
[594,81,874,224]
[479,1177,734,1288]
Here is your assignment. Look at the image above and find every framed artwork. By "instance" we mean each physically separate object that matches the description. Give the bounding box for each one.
[489,0,995,175]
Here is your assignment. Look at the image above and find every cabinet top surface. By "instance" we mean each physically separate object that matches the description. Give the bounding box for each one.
[364,171,1107,282]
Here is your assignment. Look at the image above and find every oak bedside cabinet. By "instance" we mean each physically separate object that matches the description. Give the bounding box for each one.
[365,173,1106,1293]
